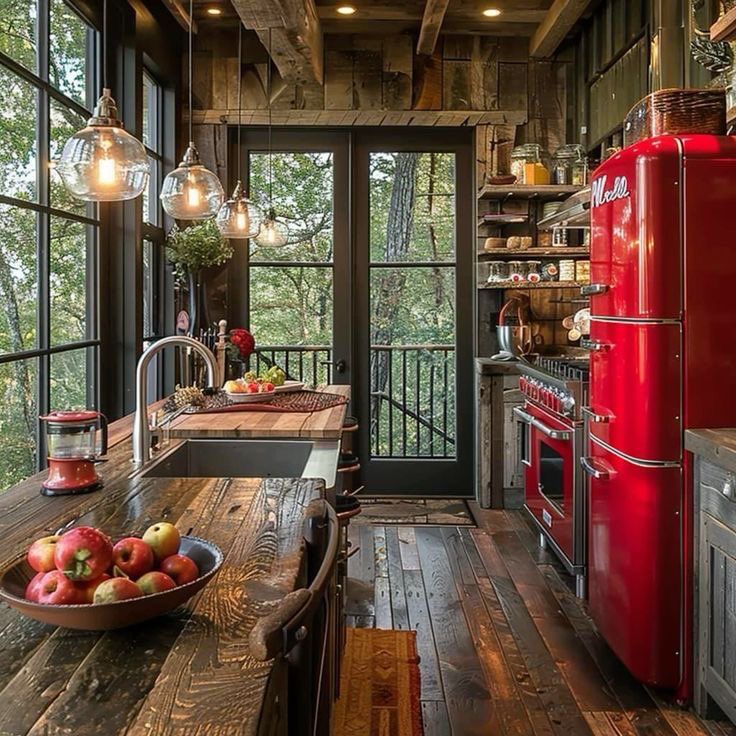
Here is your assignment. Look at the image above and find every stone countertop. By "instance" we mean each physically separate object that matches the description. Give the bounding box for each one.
[686,428,736,475]
[0,416,322,735]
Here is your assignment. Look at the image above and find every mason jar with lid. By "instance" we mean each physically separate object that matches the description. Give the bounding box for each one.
[510,144,543,184]
[527,261,542,283]
[487,261,509,282]
[552,144,587,185]
[508,261,528,282]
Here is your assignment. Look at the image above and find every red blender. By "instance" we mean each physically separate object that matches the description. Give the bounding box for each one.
[40,411,108,496]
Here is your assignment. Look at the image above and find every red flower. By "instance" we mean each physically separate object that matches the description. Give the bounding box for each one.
[229,328,255,359]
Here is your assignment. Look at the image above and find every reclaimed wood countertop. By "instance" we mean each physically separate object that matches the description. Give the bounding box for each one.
[166,384,350,440]
[686,428,736,474]
[0,415,323,735]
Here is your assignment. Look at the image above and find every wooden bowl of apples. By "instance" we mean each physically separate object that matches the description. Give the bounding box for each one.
[0,523,223,630]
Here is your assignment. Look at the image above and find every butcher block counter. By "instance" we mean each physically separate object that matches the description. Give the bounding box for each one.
[0,417,323,735]
[165,384,350,440]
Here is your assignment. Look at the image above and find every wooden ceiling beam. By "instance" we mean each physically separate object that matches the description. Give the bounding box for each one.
[231,0,324,85]
[529,0,590,58]
[417,0,451,56]
[160,0,197,33]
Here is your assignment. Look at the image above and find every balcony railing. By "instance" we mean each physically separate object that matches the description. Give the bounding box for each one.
[251,344,456,460]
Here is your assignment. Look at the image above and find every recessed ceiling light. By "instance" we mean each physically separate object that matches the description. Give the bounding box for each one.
[336,5,356,15]
[482,8,502,17]
[206,7,222,15]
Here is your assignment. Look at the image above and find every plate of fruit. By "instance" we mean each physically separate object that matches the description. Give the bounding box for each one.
[223,378,276,403]
[0,522,223,630]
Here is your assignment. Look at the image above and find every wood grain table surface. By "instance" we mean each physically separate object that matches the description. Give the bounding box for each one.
[0,415,323,735]
[166,384,351,440]
[686,428,736,474]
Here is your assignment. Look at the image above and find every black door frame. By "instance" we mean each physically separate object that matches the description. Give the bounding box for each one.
[228,128,353,389]
[352,128,474,496]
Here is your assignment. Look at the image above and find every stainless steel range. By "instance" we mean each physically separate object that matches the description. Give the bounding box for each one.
[514,356,589,596]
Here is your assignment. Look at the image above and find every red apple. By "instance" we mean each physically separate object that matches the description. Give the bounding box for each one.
[25,571,47,602]
[137,571,177,595]
[75,573,111,604]
[112,537,154,579]
[262,382,275,392]
[54,526,113,581]
[27,535,60,573]
[245,382,259,394]
[92,577,143,604]
[159,554,199,585]
[36,570,81,605]
[142,522,181,562]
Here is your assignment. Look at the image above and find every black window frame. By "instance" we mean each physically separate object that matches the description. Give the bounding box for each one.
[0,0,101,480]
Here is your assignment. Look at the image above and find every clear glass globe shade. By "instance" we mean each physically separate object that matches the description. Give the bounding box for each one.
[160,163,225,220]
[255,215,288,248]
[216,195,262,238]
[55,125,149,201]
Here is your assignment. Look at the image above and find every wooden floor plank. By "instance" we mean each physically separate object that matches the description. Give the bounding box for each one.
[422,700,452,736]
[404,569,445,701]
[385,526,410,630]
[346,524,376,617]
[415,527,496,735]
[374,576,393,629]
[398,526,421,570]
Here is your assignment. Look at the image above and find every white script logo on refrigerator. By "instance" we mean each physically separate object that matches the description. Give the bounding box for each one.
[591,175,630,208]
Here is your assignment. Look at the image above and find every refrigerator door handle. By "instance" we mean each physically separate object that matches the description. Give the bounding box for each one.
[581,456,616,481]
[582,406,613,424]
[581,338,613,352]
[581,283,610,296]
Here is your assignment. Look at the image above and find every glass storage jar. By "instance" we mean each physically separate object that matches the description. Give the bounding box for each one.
[510,144,543,184]
[487,261,510,282]
[508,261,528,282]
[552,144,588,185]
[527,261,542,282]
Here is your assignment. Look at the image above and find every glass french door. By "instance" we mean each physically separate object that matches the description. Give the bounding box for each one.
[231,130,352,388]
[354,130,474,495]
[232,128,473,496]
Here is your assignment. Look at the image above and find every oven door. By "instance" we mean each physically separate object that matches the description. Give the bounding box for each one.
[515,403,577,563]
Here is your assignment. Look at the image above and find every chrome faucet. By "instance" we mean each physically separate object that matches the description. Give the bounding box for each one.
[133,335,217,464]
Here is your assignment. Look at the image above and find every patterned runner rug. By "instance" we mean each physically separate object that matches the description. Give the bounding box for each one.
[333,628,424,736]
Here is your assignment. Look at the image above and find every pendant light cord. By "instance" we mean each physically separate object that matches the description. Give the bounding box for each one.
[188,0,193,144]
[267,28,273,207]
[102,0,108,89]
[237,23,243,183]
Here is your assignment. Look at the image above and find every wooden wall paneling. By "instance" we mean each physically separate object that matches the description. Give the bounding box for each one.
[352,36,383,110]
[476,124,489,189]
[481,38,500,110]
[443,59,472,110]
[382,36,413,110]
[324,37,354,110]
[521,61,567,153]
[192,123,228,185]
[498,62,528,112]
[498,37,529,63]
[191,50,213,109]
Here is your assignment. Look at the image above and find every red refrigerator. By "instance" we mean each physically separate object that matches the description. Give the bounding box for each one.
[582,134,736,701]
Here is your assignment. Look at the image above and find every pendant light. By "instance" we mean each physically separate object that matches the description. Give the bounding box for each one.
[56,0,148,201]
[255,29,288,248]
[160,0,224,219]
[216,24,262,237]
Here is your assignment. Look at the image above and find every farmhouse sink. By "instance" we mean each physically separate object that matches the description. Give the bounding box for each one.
[140,439,339,490]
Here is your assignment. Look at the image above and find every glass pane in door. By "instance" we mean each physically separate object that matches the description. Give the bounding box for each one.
[248,152,334,385]
[368,152,456,458]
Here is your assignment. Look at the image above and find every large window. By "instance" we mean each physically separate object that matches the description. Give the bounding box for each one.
[0,0,99,491]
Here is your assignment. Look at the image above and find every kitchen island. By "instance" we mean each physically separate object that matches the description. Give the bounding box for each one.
[0,416,325,735]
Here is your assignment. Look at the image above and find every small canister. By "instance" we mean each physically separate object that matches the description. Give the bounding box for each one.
[575,260,590,283]
[541,262,559,281]
[552,228,569,246]
[487,261,509,282]
[559,259,576,282]
[537,232,553,248]
[508,261,528,282]
[527,261,542,283]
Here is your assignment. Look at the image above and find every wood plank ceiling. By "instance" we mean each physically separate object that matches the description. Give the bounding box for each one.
[186,0,592,85]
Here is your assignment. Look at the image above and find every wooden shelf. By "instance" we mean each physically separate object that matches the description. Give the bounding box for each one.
[711,7,736,42]
[477,248,590,259]
[478,214,529,225]
[478,184,583,201]
[478,281,584,290]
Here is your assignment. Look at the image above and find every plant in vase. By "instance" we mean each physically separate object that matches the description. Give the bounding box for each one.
[166,220,233,334]
[226,328,256,379]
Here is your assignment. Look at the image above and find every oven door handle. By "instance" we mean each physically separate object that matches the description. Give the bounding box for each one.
[514,408,571,441]
[581,456,616,480]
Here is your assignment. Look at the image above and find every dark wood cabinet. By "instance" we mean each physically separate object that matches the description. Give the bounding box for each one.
[694,454,736,724]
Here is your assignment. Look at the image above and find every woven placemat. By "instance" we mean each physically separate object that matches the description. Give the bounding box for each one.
[185,389,348,414]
